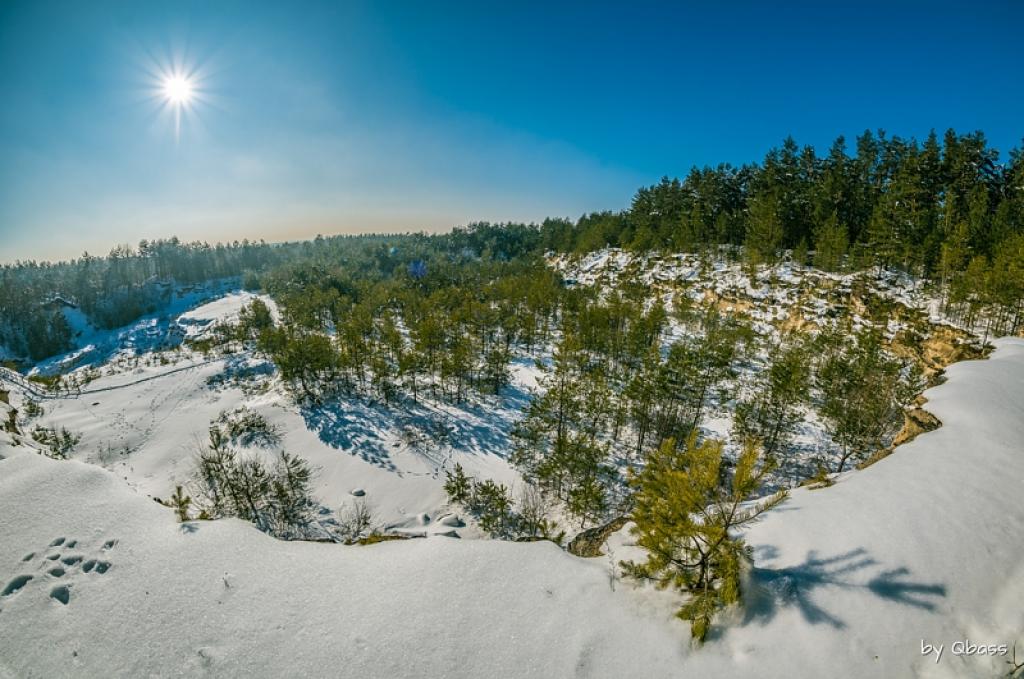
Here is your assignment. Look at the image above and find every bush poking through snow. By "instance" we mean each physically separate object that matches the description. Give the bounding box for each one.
[336,497,377,544]
[516,483,564,544]
[23,398,44,419]
[213,407,281,448]
[191,432,317,539]
[444,464,562,542]
[445,464,514,537]
[30,425,80,459]
[170,485,192,522]
[801,464,835,490]
[621,435,786,642]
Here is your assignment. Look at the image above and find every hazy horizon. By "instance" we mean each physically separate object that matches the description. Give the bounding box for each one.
[2,0,1022,264]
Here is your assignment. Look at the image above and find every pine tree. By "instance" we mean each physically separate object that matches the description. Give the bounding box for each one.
[271,451,316,530]
[734,337,811,458]
[444,463,472,505]
[170,485,191,522]
[745,190,783,264]
[238,298,274,338]
[622,435,786,641]
[813,211,849,272]
[816,330,916,472]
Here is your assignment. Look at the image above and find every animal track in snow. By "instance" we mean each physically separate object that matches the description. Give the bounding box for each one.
[2,574,33,597]
[50,585,70,605]
[81,560,111,574]
[3,537,119,607]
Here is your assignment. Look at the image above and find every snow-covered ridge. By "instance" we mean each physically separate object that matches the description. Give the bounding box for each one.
[2,339,1022,678]
[550,247,950,338]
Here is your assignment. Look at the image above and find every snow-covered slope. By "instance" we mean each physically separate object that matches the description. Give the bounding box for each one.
[8,292,529,531]
[30,280,242,376]
[0,453,686,679]
[677,335,1024,678]
[2,339,1022,678]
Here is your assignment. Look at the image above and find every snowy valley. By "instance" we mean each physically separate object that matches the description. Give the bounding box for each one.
[2,247,1022,678]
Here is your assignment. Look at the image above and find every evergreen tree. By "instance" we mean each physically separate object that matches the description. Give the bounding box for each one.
[622,435,786,641]
[816,330,918,472]
[813,211,849,272]
[170,485,191,522]
[745,190,784,264]
[734,337,811,458]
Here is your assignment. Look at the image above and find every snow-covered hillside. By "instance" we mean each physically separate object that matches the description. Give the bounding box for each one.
[551,248,960,344]
[3,291,529,531]
[2,339,1022,678]
[2,251,989,534]
[28,280,242,377]
[550,248,988,486]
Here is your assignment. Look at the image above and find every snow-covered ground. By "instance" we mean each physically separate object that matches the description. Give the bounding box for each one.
[551,247,947,332]
[3,250,986,530]
[28,280,242,376]
[2,339,1022,678]
[5,292,531,531]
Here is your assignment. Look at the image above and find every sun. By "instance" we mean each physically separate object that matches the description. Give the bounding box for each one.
[162,74,193,106]
[144,54,209,141]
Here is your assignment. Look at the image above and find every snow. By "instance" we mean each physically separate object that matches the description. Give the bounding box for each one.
[177,291,281,338]
[0,454,686,679]
[30,279,242,375]
[549,248,949,335]
[7,290,528,529]
[2,337,1023,677]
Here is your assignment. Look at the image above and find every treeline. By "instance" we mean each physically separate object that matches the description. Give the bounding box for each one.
[0,238,278,359]
[548,130,1024,335]
[3,128,1022,362]
[551,130,1022,271]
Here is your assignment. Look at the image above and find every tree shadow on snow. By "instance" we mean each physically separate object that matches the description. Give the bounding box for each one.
[300,382,531,475]
[300,400,399,472]
[741,547,947,630]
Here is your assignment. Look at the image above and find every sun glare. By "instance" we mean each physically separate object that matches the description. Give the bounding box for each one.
[163,75,193,106]
[150,63,204,142]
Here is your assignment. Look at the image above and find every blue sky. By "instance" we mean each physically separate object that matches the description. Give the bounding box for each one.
[1,0,1021,263]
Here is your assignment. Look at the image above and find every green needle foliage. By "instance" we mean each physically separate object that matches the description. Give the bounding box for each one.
[622,435,787,642]
[170,485,191,522]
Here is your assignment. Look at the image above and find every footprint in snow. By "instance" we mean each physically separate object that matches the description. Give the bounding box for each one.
[1,575,33,597]
[50,585,70,605]
[3,537,119,606]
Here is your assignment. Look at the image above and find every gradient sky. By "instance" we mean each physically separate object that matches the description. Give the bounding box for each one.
[1,0,1022,263]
